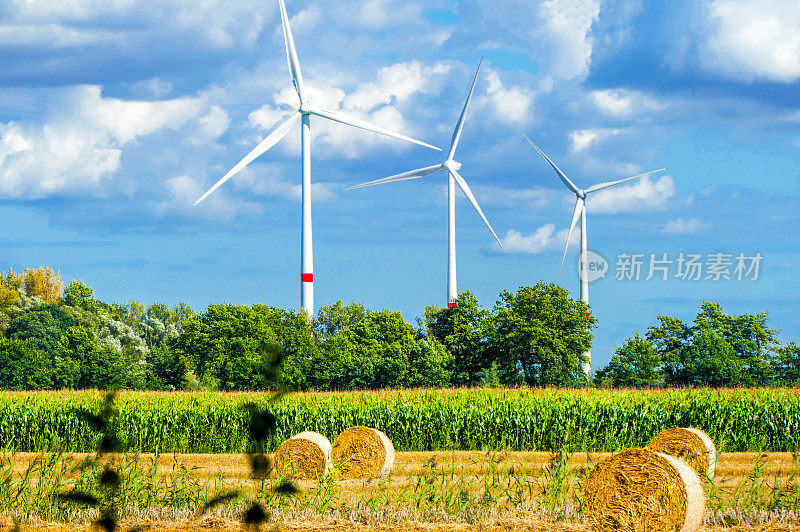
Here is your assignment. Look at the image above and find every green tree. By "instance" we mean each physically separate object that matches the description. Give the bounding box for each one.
[315,300,366,338]
[6,304,74,356]
[647,301,778,387]
[773,342,800,385]
[423,291,493,387]
[677,329,743,387]
[594,333,662,388]
[311,308,451,390]
[0,338,53,390]
[492,282,595,387]
[170,304,308,391]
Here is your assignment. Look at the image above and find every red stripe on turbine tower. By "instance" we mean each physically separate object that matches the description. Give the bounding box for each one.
[448,302,457,308]
[301,273,313,282]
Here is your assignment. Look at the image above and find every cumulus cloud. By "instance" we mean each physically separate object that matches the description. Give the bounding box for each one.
[1,0,269,49]
[588,175,676,214]
[539,0,601,79]
[246,61,450,159]
[500,223,579,254]
[475,69,536,125]
[570,128,622,152]
[154,174,263,221]
[344,61,451,111]
[0,85,207,198]
[231,165,337,202]
[662,217,710,235]
[589,89,666,119]
[357,0,423,29]
[700,0,800,83]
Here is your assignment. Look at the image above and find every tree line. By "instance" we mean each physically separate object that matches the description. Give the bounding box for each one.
[0,266,797,390]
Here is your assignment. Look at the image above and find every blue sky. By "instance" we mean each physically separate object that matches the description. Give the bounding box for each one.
[1,0,799,369]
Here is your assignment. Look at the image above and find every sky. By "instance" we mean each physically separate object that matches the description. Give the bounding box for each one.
[1,0,799,369]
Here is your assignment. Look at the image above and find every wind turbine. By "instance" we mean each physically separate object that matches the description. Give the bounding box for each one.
[523,134,665,374]
[348,60,504,308]
[194,0,440,317]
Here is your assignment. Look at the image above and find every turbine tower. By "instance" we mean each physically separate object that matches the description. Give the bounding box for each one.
[194,0,440,317]
[523,134,665,374]
[349,60,504,308]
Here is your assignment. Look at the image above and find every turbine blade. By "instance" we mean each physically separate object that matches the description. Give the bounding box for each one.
[450,168,505,252]
[194,111,300,206]
[308,106,441,151]
[447,58,482,161]
[278,0,305,103]
[585,168,667,194]
[560,197,584,278]
[347,164,445,190]
[522,133,580,194]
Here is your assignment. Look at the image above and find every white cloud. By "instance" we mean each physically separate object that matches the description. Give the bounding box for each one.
[500,224,579,254]
[1,0,268,49]
[154,174,263,220]
[589,175,676,214]
[570,128,621,152]
[471,185,552,208]
[344,61,451,111]
[357,0,422,29]
[539,0,601,79]
[476,70,536,125]
[246,61,448,159]
[231,165,336,202]
[0,85,207,198]
[662,217,710,235]
[700,0,800,83]
[589,89,666,119]
[198,105,230,139]
[0,23,125,47]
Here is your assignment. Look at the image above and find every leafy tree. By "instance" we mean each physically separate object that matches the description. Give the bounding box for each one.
[6,304,74,356]
[171,304,288,390]
[63,279,95,309]
[423,291,493,386]
[773,342,800,385]
[595,333,662,388]
[21,267,64,303]
[0,338,53,390]
[647,301,778,387]
[145,345,189,390]
[492,282,595,387]
[315,300,366,338]
[311,308,451,390]
[677,329,743,387]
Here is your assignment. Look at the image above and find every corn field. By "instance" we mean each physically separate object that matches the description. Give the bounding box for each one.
[1,388,799,453]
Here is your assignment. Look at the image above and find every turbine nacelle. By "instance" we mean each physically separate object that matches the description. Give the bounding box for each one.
[444,160,462,172]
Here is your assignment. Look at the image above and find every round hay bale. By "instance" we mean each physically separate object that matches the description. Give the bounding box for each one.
[585,448,705,532]
[332,426,395,478]
[650,427,717,478]
[273,431,332,480]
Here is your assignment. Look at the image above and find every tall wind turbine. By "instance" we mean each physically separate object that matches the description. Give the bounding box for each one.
[523,134,665,374]
[348,60,504,308]
[194,0,440,317]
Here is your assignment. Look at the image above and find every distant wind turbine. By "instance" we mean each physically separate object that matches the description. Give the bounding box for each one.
[194,0,440,317]
[523,133,665,374]
[348,60,504,308]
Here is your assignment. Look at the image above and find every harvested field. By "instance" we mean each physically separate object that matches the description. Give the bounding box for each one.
[1,451,798,530]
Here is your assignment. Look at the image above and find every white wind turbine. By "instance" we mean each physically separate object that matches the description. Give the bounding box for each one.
[194,0,440,317]
[523,134,665,374]
[348,60,504,308]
